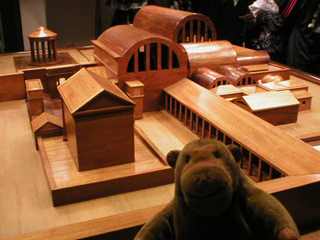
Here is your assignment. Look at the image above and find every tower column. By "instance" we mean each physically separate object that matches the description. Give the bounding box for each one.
[28,26,61,66]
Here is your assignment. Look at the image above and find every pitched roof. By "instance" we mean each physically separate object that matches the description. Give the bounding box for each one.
[58,68,135,114]
[241,90,299,112]
[31,112,63,133]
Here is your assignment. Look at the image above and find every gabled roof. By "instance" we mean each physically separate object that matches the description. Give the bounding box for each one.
[58,68,135,114]
[31,112,63,133]
[241,90,300,112]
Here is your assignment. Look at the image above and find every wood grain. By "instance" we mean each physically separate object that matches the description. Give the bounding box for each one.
[133,5,216,42]
[164,78,320,176]
[1,46,320,239]
[38,130,174,205]
[135,110,199,160]
[3,173,320,240]
[0,99,174,238]
[241,91,299,111]
[0,73,26,102]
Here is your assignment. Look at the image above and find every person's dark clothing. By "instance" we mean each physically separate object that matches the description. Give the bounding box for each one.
[287,1,320,75]
[192,0,251,46]
[245,0,302,64]
[106,0,147,26]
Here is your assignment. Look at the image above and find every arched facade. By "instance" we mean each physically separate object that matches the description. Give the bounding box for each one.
[133,5,216,43]
[92,25,189,112]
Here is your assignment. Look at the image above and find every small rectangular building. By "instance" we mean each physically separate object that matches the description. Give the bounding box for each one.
[58,68,136,171]
[234,90,300,125]
[25,78,44,116]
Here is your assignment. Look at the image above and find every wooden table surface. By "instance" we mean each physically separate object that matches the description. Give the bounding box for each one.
[1,48,320,239]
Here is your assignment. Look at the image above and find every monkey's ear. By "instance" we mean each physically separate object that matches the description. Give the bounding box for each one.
[227,145,242,163]
[166,150,180,168]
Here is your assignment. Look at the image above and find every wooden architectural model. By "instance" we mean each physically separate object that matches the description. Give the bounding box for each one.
[191,67,233,89]
[182,41,238,75]
[210,84,243,100]
[25,78,44,116]
[57,68,136,171]
[28,26,60,66]
[236,50,270,72]
[1,5,320,239]
[133,5,216,43]
[92,24,189,112]
[234,91,300,125]
[19,5,313,204]
[163,79,320,182]
[31,112,63,149]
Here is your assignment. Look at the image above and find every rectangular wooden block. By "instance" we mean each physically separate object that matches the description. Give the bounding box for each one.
[125,80,144,97]
[66,109,135,171]
[29,99,44,116]
[235,91,300,125]
[291,89,312,111]
[38,134,174,206]
[25,78,44,100]
[131,96,144,119]
[0,73,26,102]
[243,64,269,72]
[253,105,299,125]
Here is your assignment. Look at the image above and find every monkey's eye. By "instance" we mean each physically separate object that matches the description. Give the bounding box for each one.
[185,155,191,163]
[213,151,221,158]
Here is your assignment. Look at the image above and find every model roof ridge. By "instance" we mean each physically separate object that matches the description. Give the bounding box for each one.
[31,112,63,132]
[87,69,135,106]
[57,68,135,114]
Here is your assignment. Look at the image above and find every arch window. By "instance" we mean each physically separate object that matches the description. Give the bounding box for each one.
[127,43,181,73]
[177,19,214,43]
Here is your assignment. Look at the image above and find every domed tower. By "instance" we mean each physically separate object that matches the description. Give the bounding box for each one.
[28,26,60,66]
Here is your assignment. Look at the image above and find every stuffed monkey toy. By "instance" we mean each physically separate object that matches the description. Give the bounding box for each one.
[135,139,300,240]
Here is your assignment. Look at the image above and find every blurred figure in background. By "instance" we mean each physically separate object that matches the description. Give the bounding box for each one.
[192,0,251,46]
[243,0,303,64]
[287,1,320,75]
[106,0,148,26]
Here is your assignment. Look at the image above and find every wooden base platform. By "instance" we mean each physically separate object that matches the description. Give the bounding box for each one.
[4,174,320,240]
[38,133,173,206]
[2,46,320,239]
[14,52,78,71]
[38,110,198,206]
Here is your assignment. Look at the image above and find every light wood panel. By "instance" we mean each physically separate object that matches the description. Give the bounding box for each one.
[2,174,320,240]
[0,53,25,74]
[135,110,199,160]
[2,204,168,240]
[0,100,174,239]
[278,76,320,136]
[164,78,320,176]
[0,73,26,101]
[38,132,174,206]
[78,49,95,63]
